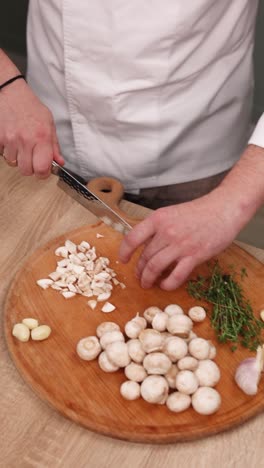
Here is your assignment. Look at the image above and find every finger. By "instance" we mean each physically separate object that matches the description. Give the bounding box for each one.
[32,142,54,178]
[139,244,180,289]
[3,142,18,167]
[119,217,156,263]
[17,142,34,176]
[135,236,167,279]
[159,256,196,291]
[52,129,65,165]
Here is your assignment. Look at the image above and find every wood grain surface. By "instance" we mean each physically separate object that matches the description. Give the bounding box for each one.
[4,221,264,443]
[2,160,264,467]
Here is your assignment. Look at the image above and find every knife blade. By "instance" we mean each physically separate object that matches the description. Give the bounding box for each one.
[51,161,132,234]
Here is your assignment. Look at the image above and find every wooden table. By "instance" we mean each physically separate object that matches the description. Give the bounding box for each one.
[1,159,264,468]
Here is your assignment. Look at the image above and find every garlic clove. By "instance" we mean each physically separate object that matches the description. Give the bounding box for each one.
[87,299,97,310]
[234,346,264,395]
[101,302,116,313]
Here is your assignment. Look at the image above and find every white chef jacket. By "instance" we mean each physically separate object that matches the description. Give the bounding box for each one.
[27,0,262,191]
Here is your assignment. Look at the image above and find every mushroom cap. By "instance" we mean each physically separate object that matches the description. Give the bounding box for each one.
[105,341,131,367]
[143,352,172,375]
[166,392,191,413]
[163,337,188,362]
[188,338,210,360]
[194,360,221,387]
[175,370,199,395]
[76,336,101,361]
[139,329,163,353]
[120,381,141,400]
[192,387,221,415]
[141,375,169,404]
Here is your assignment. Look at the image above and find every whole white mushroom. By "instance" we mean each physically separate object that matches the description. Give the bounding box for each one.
[188,306,206,322]
[166,392,191,413]
[163,337,188,362]
[192,387,221,415]
[105,341,131,367]
[124,363,147,382]
[175,370,199,395]
[143,352,172,375]
[141,375,169,404]
[76,336,101,361]
[194,360,221,387]
[120,381,141,400]
[188,338,210,360]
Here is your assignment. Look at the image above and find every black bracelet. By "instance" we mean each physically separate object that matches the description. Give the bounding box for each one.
[0,74,25,91]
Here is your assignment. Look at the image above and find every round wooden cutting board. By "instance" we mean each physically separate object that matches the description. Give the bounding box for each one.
[4,222,264,443]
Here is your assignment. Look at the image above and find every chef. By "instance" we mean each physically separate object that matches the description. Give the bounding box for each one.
[0,0,264,290]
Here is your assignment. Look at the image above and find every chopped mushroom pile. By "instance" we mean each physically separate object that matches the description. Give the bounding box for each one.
[36,239,125,312]
[77,304,222,415]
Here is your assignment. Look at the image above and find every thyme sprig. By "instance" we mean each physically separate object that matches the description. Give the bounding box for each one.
[187,261,264,352]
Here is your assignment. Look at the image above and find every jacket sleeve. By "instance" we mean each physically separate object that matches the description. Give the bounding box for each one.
[248,114,264,147]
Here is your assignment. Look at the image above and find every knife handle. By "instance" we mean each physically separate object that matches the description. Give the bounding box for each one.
[87,177,140,226]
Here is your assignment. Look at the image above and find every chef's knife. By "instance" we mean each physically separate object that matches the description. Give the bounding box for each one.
[51,161,132,234]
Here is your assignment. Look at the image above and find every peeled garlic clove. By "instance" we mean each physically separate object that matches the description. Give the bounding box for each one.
[65,239,77,254]
[96,322,120,338]
[101,302,116,313]
[97,292,112,302]
[143,352,172,375]
[120,381,141,400]
[76,336,102,360]
[235,346,264,395]
[141,375,169,404]
[188,306,206,322]
[36,279,53,289]
[61,291,76,299]
[31,325,51,341]
[12,323,30,342]
[22,318,39,330]
[167,315,193,337]
[87,300,97,310]
[55,246,68,258]
[105,341,131,367]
